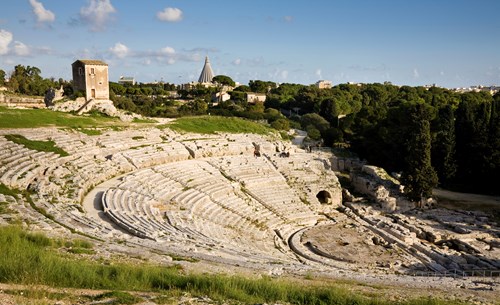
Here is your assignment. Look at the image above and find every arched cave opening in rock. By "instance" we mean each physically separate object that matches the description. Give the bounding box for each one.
[316,190,332,204]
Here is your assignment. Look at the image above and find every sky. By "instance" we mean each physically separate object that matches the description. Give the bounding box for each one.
[1,0,499,88]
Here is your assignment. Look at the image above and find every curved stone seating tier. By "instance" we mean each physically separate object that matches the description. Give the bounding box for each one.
[267,152,342,208]
[100,155,330,259]
[120,142,190,168]
[1,127,346,266]
[211,156,321,228]
[181,138,253,158]
[0,136,65,189]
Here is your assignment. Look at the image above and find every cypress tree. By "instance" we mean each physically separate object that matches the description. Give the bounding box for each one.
[401,103,438,203]
[431,105,457,186]
[454,93,492,192]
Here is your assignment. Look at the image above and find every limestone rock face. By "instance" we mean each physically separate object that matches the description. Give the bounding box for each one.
[91,100,117,117]
[50,97,87,112]
[50,98,119,118]
[332,155,416,212]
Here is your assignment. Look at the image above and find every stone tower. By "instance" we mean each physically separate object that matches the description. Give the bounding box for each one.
[72,59,109,101]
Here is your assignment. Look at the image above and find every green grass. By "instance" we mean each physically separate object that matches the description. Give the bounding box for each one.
[76,128,102,136]
[0,201,13,214]
[5,134,69,156]
[167,116,273,135]
[0,106,122,129]
[0,225,461,305]
[0,183,20,197]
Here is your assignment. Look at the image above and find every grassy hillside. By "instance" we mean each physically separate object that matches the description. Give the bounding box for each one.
[0,225,460,305]
[166,116,273,135]
[0,106,122,129]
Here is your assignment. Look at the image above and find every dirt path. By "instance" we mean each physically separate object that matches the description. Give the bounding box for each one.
[433,188,500,213]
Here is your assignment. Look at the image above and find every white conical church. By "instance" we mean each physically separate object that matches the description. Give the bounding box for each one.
[198,56,214,83]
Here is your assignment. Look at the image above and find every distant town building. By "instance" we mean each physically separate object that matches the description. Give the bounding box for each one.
[118,76,135,86]
[315,80,332,89]
[198,56,214,83]
[452,85,500,95]
[213,91,231,103]
[247,92,267,104]
[72,59,109,101]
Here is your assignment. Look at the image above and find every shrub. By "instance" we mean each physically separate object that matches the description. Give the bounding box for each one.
[271,118,290,130]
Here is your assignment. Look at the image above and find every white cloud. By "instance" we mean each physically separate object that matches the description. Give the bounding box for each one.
[284,15,293,22]
[156,7,183,22]
[280,70,289,80]
[0,29,13,55]
[29,0,55,23]
[315,69,322,79]
[80,0,116,32]
[13,41,30,56]
[167,58,176,65]
[109,42,129,58]
[232,58,241,66]
[413,68,419,79]
[161,46,175,55]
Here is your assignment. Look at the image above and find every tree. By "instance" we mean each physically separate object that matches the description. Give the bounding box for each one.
[249,80,276,93]
[229,90,246,102]
[400,102,438,202]
[109,82,126,95]
[264,108,282,123]
[233,85,250,92]
[141,87,154,96]
[7,64,54,96]
[179,99,208,115]
[322,127,343,146]
[485,95,500,193]
[300,113,330,133]
[212,75,235,87]
[271,118,290,130]
[454,92,492,193]
[431,105,457,186]
[306,125,321,140]
[0,69,5,86]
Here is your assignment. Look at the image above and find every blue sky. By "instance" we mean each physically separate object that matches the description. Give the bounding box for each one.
[1,0,499,88]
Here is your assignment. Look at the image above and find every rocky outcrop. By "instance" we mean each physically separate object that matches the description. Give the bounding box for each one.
[349,165,415,212]
[50,97,87,112]
[332,155,415,212]
[44,86,64,106]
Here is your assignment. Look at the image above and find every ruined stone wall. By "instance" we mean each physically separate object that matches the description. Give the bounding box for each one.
[332,155,415,212]
[0,93,45,108]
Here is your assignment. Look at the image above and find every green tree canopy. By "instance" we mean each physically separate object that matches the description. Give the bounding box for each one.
[0,69,5,86]
[212,75,235,87]
[233,85,250,92]
[7,65,56,96]
[300,113,330,133]
[249,80,276,93]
